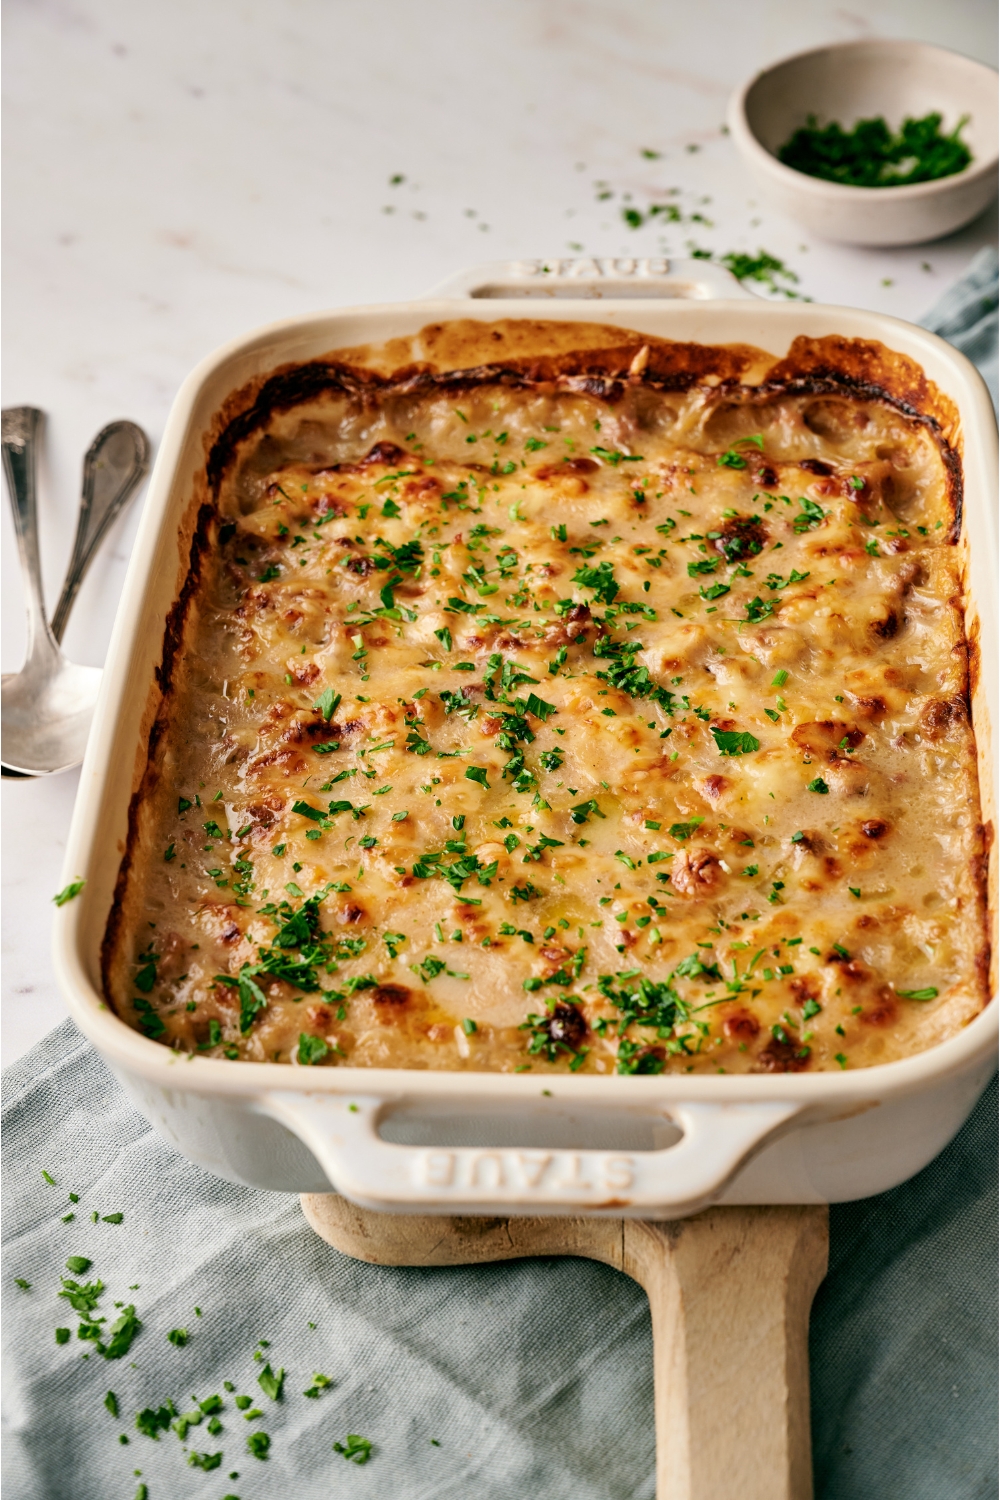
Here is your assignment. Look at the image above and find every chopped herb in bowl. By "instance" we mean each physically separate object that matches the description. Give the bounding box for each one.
[778,112,972,187]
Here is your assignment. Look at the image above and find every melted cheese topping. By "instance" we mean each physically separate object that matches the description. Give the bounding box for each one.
[107,374,987,1075]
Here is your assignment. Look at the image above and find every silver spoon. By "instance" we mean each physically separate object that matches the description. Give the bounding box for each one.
[1,407,150,777]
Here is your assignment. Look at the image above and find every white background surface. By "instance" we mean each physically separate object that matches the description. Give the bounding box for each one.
[2,0,997,1067]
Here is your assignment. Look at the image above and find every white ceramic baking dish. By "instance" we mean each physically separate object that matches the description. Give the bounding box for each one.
[53,258,998,1219]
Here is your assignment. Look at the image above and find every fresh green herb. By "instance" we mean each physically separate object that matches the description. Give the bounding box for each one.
[807,777,829,794]
[572,560,620,604]
[136,1403,175,1439]
[465,766,491,788]
[717,435,764,469]
[65,1256,91,1275]
[569,799,605,825]
[247,1431,271,1459]
[711,728,760,756]
[334,1433,373,1465]
[744,596,774,623]
[297,1034,329,1065]
[188,1450,223,1471]
[898,987,939,1001]
[793,497,826,533]
[167,1327,189,1347]
[55,1327,71,1344]
[101,1305,141,1359]
[778,111,972,188]
[53,879,86,907]
[14,1277,30,1290]
[314,689,342,721]
[771,670,788,687]
[304,1373,333,1398]
[258,1363,285,1400]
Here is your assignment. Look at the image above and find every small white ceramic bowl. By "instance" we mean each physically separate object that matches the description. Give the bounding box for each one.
[728,40,998,247]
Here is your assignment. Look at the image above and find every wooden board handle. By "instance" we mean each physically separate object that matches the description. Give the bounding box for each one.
[301,1196,828,1500]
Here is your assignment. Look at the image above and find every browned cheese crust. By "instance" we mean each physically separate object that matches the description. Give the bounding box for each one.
[102,321,990,1076]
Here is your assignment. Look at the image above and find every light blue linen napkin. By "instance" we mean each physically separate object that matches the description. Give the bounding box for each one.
[919,245,998,411]
[3,252,997,1500]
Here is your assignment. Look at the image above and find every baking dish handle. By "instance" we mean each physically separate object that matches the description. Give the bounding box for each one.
[426,256,755,301]
[258,1093,801,1217]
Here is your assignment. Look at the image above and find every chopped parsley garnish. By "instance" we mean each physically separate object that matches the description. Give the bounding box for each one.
[136,1403,175,1438]
[898,987,939,1001]
[304,1373,333,1398]
[744,596,774,623]
[247,1431,271,1459]
[807,777,829,794]
[188,1451,223,1471]
[314,689,342,721]
[590,445,643,466]
[778,111,972,187]
[711,728,760,756]
[572,561,620,604]
[297,1034,329,1065]
[334,1433,373,1465]
[258,1362,285,1400]
[570,799,605,825]
[53,879,86,907]
[793,497,826,533]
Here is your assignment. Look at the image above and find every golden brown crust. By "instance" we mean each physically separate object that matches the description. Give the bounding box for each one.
[102,320,987,1076]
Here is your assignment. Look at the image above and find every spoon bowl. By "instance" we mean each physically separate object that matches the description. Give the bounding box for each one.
[1,653,103,776]
[1,406,149,777]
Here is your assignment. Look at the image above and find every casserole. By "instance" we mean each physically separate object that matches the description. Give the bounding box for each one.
[53,258,998,1218]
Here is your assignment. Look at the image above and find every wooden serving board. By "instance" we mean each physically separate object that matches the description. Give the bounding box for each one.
[301,1196,829,1500]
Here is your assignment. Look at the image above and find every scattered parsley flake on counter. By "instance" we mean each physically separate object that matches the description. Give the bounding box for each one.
[258,1363,285,1400]
[55,1327,71,1344]
[334,1433,373,1465]
[105,1391,120,1417]
[304,1373,333,1398]
[247,1431,271,1459]
[53,880,85,907]
[189,1451,223,1471]
[167,1327,189,1347]
[136,1403,175,1439]
[102,1212,124,1224]
[65,1256,91,1275]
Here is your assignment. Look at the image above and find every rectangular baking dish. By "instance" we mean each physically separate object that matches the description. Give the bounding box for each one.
[53,258,998,1219]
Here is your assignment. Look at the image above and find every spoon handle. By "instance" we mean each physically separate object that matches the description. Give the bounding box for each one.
[50,420,150,645]
[1,406,60,668]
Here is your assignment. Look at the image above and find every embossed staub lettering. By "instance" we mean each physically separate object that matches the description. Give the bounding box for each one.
[469,1153,505,1189]
[512,257,670,280]
[554,1154,593,1191]
[419,1151,455,1187]
[603,1156,635,1191]
[514,1153,553,1188]
[413,1149,636,1198]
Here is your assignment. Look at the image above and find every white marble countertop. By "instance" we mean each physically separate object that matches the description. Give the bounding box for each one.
[2,0,996,1066]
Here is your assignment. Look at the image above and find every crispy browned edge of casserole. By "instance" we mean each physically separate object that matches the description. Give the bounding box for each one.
[101,319,997,1025]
